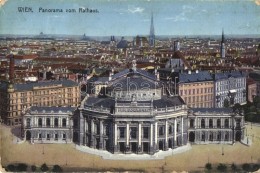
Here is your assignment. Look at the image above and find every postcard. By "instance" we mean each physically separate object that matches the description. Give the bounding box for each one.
[0,0,260,172]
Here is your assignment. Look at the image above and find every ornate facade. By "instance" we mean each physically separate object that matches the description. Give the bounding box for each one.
[77,65,188,154]
[188,108,245,144]
[22,106,75,143]
[21,66,245,155]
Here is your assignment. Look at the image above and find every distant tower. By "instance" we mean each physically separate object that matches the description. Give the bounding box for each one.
[149,13,155,47]
[174,40,180,51]
[220,29,225,58]
[9,54,15,82]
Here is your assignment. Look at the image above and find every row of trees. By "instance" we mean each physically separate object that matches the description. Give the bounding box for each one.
[224,96,260,123]
[6,163,62,172]
[205,162,259,172]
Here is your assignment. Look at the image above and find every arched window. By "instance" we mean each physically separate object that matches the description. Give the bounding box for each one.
[201,119,205,128]
[217,132,221,141]
[54,118,59,127]
[209,132,213,141]
[62,118,66,127]
[225,119,229,128]
[201,132,205,141]
[217,119,221,128]
[209,119,213,128]
[26,118,31,127]
[225,132,229,141]
[46,118,50,127]
[190,119,194,128]
[38,118,42,127]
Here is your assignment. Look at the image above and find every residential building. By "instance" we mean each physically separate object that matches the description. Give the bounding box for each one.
[247,78,257,103]
[0,80,80,125]
[176,71,214,108]
[214,71,247,108]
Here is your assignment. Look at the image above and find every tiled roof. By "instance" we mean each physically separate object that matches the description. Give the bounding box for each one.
[214,71,246,80]
[13,80,78,92]
[84,95,184,109]
[179,71,213,83]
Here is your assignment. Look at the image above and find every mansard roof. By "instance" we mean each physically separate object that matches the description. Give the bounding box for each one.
[84,95,185,110]
[214,71,246,81]
[12,80,78,92]
[109,73,159,91]
[112,68,156,81]
[179,71,213,83]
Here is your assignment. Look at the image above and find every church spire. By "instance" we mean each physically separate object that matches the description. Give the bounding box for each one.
[221,29,225,58]
[222,28,225,43]
[149,12,155,47]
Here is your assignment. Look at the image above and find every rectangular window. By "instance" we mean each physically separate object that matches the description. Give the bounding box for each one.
[143,127,149,139]
[62,133,66,140]
[39,133,42,139]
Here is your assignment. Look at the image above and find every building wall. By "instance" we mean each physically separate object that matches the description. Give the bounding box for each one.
[178,81,214,108]
[215,77,246,108]
[79,107,188,154]
[22,110,74,143]
[188,112,245,144]
[1,82,80,125]
[247,83,257,103]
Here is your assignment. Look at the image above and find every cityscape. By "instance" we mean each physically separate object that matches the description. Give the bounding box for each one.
[1,0,260,172]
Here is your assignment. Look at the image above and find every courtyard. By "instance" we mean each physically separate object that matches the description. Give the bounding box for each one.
[0,123,260,172]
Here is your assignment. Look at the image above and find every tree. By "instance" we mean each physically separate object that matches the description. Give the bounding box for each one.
[6,164,16,172]
[41,163,49,172]
[231,163,237,171]
[16,163,28,172]
[52,165,63,172]
[242,163,251,172]
[31,165,37,172]
[217,163,227,172]
[205,163,212,171]
[224,99,230,108]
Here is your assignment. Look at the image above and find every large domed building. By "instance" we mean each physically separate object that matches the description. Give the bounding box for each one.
[77,62,188,154]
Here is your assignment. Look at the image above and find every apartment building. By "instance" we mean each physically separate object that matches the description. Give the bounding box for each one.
[176,71,214,108]
[0,80,80,125]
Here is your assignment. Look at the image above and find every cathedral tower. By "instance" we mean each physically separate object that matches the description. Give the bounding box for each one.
[149,13,155,47]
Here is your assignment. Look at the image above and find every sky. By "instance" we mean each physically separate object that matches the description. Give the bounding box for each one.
[0,0,260,36]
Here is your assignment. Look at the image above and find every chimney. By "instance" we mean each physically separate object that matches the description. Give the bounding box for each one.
[9,54,15,82]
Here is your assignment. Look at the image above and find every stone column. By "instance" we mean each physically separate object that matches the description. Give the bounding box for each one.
[165,120,168,150]
[90,119,94,147]
[59,117,61,127]
[181,116,184,145]
[150,123,153,147]
[114,123,118,152]
[174,118,177,146]
[138,123,141,146]
[99,120,103,149]
[43,117,45,127]
[126,123,130,146]
[138,123,142,153]
[79,112,84,145]
[154,122,158,151]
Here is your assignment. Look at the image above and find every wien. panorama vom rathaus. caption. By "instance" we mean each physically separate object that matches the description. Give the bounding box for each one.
[1,0,260,172]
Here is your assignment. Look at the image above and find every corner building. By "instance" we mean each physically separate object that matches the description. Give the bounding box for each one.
[78,66,188,154]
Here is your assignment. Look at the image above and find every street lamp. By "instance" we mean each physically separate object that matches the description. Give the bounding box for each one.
[42,146,44,155]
